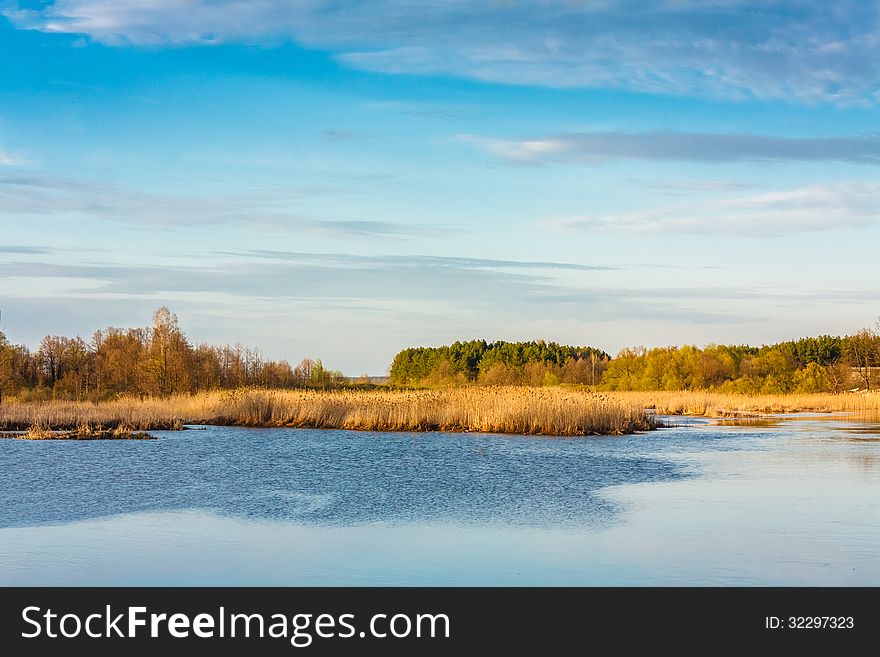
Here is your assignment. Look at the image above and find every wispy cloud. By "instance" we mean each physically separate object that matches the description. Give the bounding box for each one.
[224,250,614,273]
[0,254,572,304]
[0,246,51,255]
[463,131,880,165]
[320,129,365,142]
[362,100,469,122]
[10,249,874,371]
[0,172,451,238]
[629,179,759,194]
[0,251,744,327]
[544,181,880,237]
[0,147,27,166]
[6,1,880,103]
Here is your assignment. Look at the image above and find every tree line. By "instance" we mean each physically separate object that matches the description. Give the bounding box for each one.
[0,307,344,403]
[390,340,611,386]
[3,309,879,401]
[390,326,880,393]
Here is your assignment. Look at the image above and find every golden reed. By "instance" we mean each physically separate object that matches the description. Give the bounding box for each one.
[0,387,654,436]
[604,390,880,416]
[4,387,877,437]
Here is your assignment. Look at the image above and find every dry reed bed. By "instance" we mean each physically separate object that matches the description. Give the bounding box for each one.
[4,388,876,437]
[0,387,654,436]
[603,390,880,416]
[0,425,155,440]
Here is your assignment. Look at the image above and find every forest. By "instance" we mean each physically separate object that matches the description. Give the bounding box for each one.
[389,330,880,393]
[0,307,344,403]
[2,308,879,402]
[389,341,610,386]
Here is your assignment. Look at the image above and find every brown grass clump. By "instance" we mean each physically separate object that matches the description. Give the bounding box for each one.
[0,387,654,436]
[23,424,56,440]
[0,422,155,440]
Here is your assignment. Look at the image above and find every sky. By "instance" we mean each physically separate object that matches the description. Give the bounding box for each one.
[1,1,879,375]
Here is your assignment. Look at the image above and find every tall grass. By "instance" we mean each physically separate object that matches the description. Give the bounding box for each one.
[0,387,655,436]
[5,388,875,437]
[602,390,880,416]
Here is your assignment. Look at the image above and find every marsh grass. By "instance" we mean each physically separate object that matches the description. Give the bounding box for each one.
[4,388,877,437]
[605,390,880,416]
[0,387,654,436]
[0,423,155,440]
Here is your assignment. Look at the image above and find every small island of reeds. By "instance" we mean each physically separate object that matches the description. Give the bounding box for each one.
[0,424,156,440]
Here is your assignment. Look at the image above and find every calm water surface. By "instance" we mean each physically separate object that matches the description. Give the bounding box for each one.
[1,415,878,585]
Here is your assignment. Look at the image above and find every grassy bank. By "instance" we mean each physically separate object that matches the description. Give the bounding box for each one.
[0,387,655,436]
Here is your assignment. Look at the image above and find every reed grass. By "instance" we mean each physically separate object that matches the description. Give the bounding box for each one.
[0,424,155,440]
[0,387,655,436]
[5,388,876,438]
[601,390,880,416]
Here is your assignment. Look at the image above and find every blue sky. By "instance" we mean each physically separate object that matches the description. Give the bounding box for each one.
[1,1,879,374]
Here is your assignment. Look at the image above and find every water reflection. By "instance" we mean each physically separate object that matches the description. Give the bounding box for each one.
[710,418,782,428]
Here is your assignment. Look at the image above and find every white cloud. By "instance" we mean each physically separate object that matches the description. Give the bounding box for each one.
[3,0,310,46]
[544,182,880,237]
[5,1,880,103]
